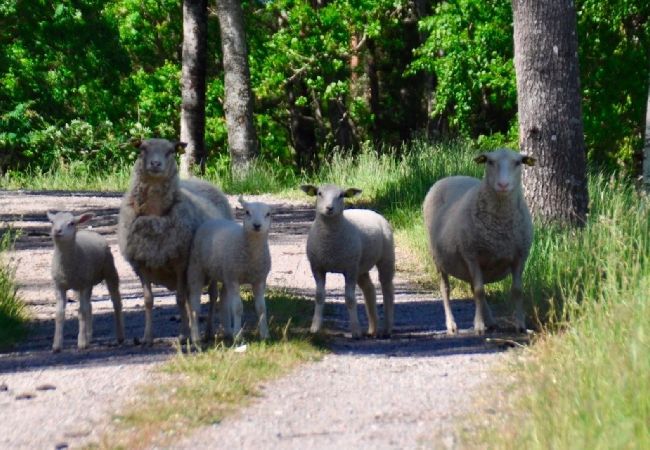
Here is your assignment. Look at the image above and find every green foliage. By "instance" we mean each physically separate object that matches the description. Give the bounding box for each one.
[0,231,28,348]
[410,0,516,136]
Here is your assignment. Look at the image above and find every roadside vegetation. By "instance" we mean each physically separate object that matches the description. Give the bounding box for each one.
[0,231,28,348]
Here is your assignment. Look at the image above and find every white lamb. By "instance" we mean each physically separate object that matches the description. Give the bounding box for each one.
[423,148,536,334]
[187,197,272,343]
[48,211,125,352]
[301,184,395,338]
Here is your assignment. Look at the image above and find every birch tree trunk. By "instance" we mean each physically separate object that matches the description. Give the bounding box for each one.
[215,0,258,175]
[179,0,208,178]
[512,0,588,226]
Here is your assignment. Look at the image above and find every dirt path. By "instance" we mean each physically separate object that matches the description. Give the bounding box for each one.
[0,190,510,449]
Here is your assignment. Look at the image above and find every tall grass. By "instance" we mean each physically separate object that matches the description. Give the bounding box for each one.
[0,232,27,347]
[478,178,650,449]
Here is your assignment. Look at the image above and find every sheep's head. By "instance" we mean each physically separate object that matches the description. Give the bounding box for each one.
[475,148,535,196]
[47,211,94,243]
[132,138,186,179]
[239,196,272,235]
[300,184,362,218]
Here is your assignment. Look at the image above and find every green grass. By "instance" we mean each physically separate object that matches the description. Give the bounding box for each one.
[99,291,324,449]
[0,232,28,348]
[471,178,650,450]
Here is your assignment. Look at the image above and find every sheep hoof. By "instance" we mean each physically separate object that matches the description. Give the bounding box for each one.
[52,347,61,354]
[446,323,458,335]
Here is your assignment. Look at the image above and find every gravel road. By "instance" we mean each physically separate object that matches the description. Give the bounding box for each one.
[0,190,513,449]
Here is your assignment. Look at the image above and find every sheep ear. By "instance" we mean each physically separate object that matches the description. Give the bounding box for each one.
[46,211,57,222]
[175,141,187,155]
[75,213,94,225]
[131,138,143,149]
[300,184,318,196]
[474,154,488,164]
[521,155,536,166]
[343,188,362,198]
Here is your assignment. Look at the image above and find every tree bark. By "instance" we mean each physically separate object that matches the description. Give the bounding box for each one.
[215,0,258,175]
[643,77,650,193]
[180,0,208,178]
[512,0,588,226]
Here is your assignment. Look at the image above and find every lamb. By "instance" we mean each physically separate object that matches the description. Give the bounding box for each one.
[422,148,536,334]
[47,211,124,352]
[117,138,233,345]
[187,197,272,343]
[300,184,395,338]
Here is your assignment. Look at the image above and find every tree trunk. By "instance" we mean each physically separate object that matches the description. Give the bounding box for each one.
[180,0,208,178]
[215,0,258,175]
[643,77,650,194]
[512,0,588,226]
[288,82,317,170]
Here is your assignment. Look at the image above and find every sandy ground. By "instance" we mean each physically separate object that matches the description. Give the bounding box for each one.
[0,189,513,449]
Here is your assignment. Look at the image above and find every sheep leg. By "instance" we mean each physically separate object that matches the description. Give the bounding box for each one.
[511,259,526,332]
[357,273,378,337]
[204,281,218,341]
[141,277,155,346]
[77,288,92,350]
[310,271,326,334]
[219,284,233,338]
[52,287,67,352]
[344,273,362,339]
[175,269,191,342]
[227,282,244,341]
[378,265,395,337]
[187,282,203,346]
[252,281,270,340]
[439,270,457,334]
[463,257,489,334]
[106,272,125,344]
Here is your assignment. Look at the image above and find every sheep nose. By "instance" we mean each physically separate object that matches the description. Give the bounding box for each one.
[326,206,334,214]
[150,160,162,168]
[253,223,261,231]
[497,182,510,191]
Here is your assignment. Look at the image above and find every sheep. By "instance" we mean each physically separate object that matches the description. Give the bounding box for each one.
[47,211,124,352]
[423,148,536,334]
[117,138,233,345]
[187,197,272,343]
[300,184,395,339]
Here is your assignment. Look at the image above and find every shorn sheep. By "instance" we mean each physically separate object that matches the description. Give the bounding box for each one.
[187,197,272,343]
[301,184,395,338]
[48,211,124,352]
[118,138,233,345]
[423,148,535,334]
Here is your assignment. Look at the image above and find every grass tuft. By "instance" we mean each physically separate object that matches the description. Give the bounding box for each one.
[0,231,28,348]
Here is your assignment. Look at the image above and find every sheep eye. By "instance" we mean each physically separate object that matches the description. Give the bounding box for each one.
[265,212,270,217]
[245,210,251,216]
[68,221,74,227]
[338,193,344,199]
[317,192,322,197]
[515,160,522,167]
[487,160,494,166]
[166,150,174,157]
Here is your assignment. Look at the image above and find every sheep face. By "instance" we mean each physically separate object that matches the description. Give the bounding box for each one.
[133,138,187,178]
[47,211,94,243]
[300,184,362,218]
[474,148,535,195]
[239,196,272,235]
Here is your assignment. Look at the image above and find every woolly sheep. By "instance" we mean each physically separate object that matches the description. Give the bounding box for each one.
[187,197,272,343]
[48,211,124,352]
[117,138,233,345]
[301,184,395,338]
[423,148,535,334]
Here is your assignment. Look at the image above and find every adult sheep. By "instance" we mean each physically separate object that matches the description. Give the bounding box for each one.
[423,148,535,334]
[118,138,233,345]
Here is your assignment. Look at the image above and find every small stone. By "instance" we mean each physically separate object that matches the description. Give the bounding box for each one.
[0,383,8,391]
[36,384,56,391]
[54,442,69,450]
[15,392,35,400]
